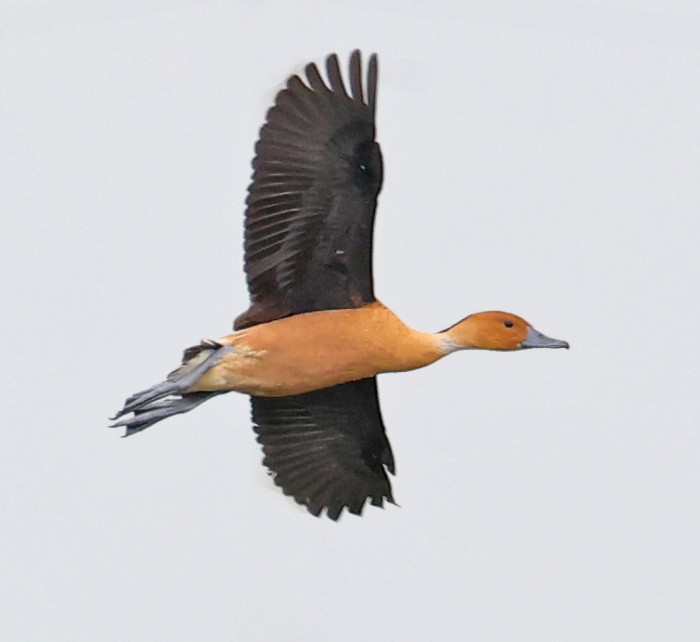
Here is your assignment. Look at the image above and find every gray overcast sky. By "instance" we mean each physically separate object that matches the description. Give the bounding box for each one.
[2,1,699,640]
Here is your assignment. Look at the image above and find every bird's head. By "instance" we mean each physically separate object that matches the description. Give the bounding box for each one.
[441,311,569,352]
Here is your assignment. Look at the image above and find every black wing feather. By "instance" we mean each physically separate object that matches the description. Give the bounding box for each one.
[251,377,395,520]
[235,51,383,330]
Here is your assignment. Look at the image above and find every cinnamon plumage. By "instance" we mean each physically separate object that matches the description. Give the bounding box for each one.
[112,51,568,520]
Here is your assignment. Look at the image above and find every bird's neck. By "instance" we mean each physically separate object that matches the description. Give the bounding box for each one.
[434,325,480,352]
[373,306,462,373]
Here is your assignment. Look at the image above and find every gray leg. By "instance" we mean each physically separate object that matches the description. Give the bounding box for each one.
[110,344,233,436]
[111,391,225,436]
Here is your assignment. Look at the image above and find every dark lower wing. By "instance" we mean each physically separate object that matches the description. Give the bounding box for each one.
[235,51,383,330]
[251,377,395,520]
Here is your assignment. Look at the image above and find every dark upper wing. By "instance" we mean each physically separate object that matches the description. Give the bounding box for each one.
[235,51,383,330]
[251,377,395,520]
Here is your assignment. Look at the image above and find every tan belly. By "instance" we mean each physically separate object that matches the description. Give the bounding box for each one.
[189,303,444,397]
[205,347,377,396]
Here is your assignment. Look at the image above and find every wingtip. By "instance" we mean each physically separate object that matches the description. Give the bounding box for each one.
[325,53,348,97]
[367,53,378,118]
[303,51,378,113]
[304,60,328,93]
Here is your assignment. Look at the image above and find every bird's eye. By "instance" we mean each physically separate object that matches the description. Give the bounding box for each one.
[504,319,514,328]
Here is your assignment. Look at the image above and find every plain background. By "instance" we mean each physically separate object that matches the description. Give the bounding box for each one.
[2,1,699,640]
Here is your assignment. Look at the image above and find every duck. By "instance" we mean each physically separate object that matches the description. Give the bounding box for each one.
[111,51,568,520]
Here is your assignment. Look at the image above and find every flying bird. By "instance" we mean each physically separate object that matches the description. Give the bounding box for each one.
[112,51,568,520]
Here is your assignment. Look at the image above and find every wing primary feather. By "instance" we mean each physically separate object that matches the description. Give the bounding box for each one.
[367,53,378,119]
[250,378,394,520]
[325,53,348,98]
[349,49,363,103]
[274,87,319,125]
[263,450,331,469]
[304,62,330,94]
[244,205,301,223]
[326,502,344,521]
[239,51,382,326]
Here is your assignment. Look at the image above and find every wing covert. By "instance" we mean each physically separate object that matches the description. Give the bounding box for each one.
[235,51,383,330]
[251,377,395,520]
